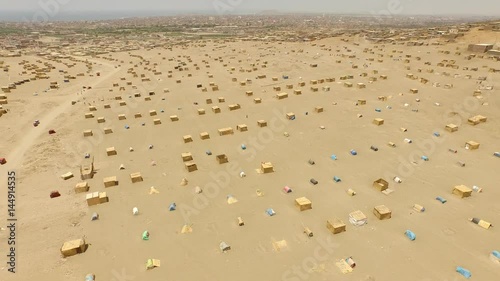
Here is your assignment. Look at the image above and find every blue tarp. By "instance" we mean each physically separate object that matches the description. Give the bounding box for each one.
[456,266,471,279]
[169,203,176,211]
[436,196,447,203]
[405,230,416,241]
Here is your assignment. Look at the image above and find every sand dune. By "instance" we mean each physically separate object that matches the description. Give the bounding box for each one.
[0,26,499,281]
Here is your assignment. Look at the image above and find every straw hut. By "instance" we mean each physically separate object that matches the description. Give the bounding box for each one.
[181,152,193,162]
[373,205,392,220]
[373,118,384,126]
[228,104,241,111]
[326,218,346,234]
[445,124,458,132]
[74,182,89,193]
[373,178,389,191]
[218,127,234,136]
[295,197,312,211]
[260,162,274,173]
[103,176,118,188]
[212,106,221,113]
[185,162,198,172]
[130,172,143,183]
[106,147,117,156]
[216,154,228,164]
[452,185,472,198]
[276,92,288,100]
[468,115,486,126]
[237,124,248,132]
[183,135,193,143]
[465,141,480,150]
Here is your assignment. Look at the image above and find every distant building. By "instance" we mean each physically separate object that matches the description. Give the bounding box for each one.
[468,44,494,53]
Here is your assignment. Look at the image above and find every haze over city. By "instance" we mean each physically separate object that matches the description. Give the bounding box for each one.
[1,0,500,20]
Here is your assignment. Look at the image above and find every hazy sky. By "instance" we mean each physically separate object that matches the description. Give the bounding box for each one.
[1,0,500,16]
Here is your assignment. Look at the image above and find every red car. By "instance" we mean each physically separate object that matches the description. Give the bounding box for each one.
[50,191,61,198]
[0,158,6,165]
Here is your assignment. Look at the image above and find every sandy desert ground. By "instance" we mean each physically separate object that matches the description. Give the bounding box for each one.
[0,28,499,281]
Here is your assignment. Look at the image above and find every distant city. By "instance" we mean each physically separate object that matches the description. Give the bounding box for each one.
[0,10,499,22]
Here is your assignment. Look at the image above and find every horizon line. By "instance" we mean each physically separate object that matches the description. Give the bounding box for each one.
[2,9,500,16]
[1,10,499,23]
